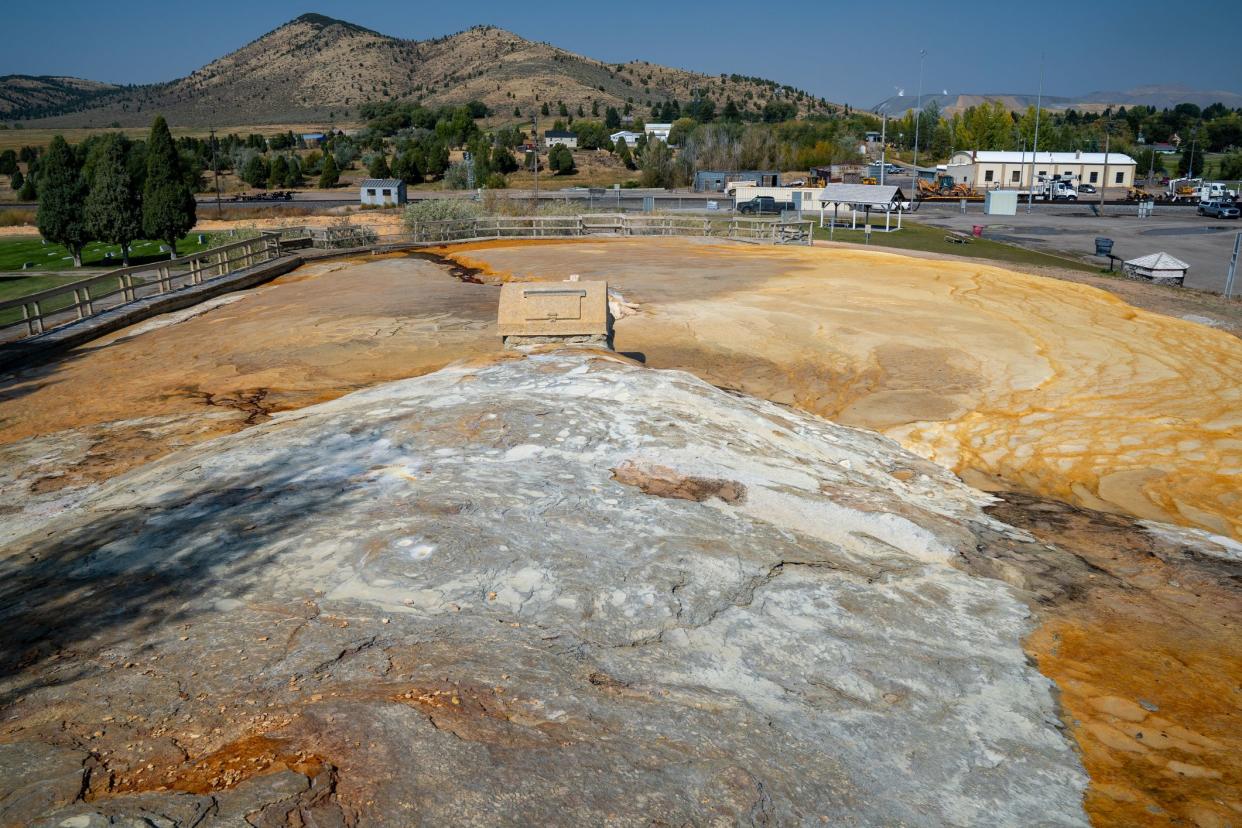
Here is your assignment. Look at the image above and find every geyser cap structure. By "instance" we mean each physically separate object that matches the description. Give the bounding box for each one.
[498,277,613,349]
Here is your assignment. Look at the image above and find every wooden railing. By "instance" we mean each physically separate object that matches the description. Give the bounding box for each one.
[0,232,283,343]
[400,214,815,246]
[0,215,813,344]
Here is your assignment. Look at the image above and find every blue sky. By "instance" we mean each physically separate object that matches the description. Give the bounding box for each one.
[4,0,1241,108]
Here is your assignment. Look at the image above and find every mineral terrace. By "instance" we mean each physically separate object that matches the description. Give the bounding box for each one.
[1,239,1239,827]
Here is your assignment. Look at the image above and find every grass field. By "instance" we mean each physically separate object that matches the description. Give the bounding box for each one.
[0,234,216,272]
[813,220,1099,272]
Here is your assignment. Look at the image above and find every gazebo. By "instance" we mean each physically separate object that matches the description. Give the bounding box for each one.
[814,184,907,233]
[1122,252,1189,286]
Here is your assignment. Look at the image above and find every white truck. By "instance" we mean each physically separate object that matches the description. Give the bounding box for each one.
[1167,178,1238,203]
[1029,179,1078,201]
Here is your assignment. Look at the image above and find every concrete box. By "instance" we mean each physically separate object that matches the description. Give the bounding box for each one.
[984,190,1018,215]
[498,281,609,339]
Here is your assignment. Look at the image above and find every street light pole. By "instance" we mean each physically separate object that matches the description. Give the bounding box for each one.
[880,114,887,185]
[911,50,926,197]
[1026,54,1044,214]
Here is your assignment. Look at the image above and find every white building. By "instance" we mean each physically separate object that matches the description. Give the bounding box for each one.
[946,150,1137,190]
[610,130,644,146]
[359,178,406,206]
[644,123,673,142]
[544,130,578,149]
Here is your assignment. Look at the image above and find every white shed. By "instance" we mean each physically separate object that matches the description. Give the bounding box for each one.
[360,178,406,206]
[1123,252,1189,286]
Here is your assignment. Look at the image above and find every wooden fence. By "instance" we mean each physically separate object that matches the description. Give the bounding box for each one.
[0,215,812,344]
[0,233,284,343]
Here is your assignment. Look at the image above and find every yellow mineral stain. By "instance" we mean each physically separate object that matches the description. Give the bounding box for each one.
[439,239,1242,539]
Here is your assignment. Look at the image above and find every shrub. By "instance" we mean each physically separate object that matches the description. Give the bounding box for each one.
[402,198,483,240]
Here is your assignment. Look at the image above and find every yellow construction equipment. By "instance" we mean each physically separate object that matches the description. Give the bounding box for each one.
[861,176,878,185]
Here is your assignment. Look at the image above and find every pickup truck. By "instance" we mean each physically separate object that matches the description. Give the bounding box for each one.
[1198,200,1240,219]
[737,196,795,215]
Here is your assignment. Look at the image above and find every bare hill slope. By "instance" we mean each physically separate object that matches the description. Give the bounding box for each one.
[13,14,827,127]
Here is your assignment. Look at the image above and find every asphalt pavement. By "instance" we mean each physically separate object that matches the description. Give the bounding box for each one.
[912,201,1240,293]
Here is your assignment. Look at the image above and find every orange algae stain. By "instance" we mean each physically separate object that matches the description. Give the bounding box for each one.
[1030,615,1242,827]
[106,733,324,797]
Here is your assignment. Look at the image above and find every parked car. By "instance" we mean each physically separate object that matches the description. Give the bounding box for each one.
[738,196,795,215]
[1198,200,1240,218]
[1077,183,1097,194]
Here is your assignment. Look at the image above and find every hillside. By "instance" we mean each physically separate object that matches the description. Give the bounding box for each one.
[0,75,118,119]
[10,14,829,127]
[872,84,1242,116]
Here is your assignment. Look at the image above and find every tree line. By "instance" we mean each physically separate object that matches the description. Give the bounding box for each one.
[30,116,196,266]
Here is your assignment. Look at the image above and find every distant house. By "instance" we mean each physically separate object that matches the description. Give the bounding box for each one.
[644,123,673,142]
[1150,142,1178,154]
[693,170,780,193]
[301,133,326,146]
[864,131,882,144]
[544,130,578,149]
[610,130,644,146]
[360,178,406,206]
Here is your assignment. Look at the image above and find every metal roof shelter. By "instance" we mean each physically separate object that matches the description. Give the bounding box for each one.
[1123,252,1189,286]
[815,184,908,232]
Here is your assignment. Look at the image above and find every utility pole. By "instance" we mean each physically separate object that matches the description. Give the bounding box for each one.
[879,114,887,185]
[1187,127,1198,180]
[1100,122,1110,214]
[1226,232,1240,299]
[911,50,926,199]
[531,112,540,210]
[210,127,222,218]
[1026,54,1044,214]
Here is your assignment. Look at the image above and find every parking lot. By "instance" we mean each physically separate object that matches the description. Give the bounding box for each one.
[913,201,1241,293]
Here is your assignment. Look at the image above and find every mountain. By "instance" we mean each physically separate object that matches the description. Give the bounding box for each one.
[0,75,118,119]
[6,14,827,127]
[872,85,1242,116]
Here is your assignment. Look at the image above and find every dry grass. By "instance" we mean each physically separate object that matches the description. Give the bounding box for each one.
[0,209,35,227]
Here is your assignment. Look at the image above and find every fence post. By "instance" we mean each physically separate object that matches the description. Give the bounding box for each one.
[22,303,35,337]
[32,301,44,334]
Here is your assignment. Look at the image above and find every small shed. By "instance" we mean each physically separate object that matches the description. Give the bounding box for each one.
[815,183,908,231]
[360,179,406,206]
[984,190,1018,215]
[694,170,780,193]
[1123,252,1189,286]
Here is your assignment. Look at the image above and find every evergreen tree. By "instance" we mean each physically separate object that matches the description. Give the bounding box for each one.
[35,136,89,266]
[269,155,290,188]
[85,134,142,265]
[10,169,23,191]
[548,144,576,175]
[367,153,392,178]
[614,137,635,170]
[541,102,550,117]
[318,153,340,188]
[242,154,270,188]
[605,107,621,129]
[0,149,16,175]
[393,151,422,183]
[491,145,518,174]
[142,116,195,256]
[514,106,521,117]
[19,177,36,201]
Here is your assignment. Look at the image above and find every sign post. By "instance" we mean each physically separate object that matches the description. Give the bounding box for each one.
[1225,232,1241,299]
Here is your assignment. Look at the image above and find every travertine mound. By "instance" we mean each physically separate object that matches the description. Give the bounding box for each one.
[0,354,1087,826]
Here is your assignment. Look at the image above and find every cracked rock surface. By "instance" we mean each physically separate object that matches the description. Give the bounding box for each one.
[0,353,1088,826]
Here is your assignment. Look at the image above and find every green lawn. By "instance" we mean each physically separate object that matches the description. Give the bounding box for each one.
[0,233,217,272]
[813,220,1099,272]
